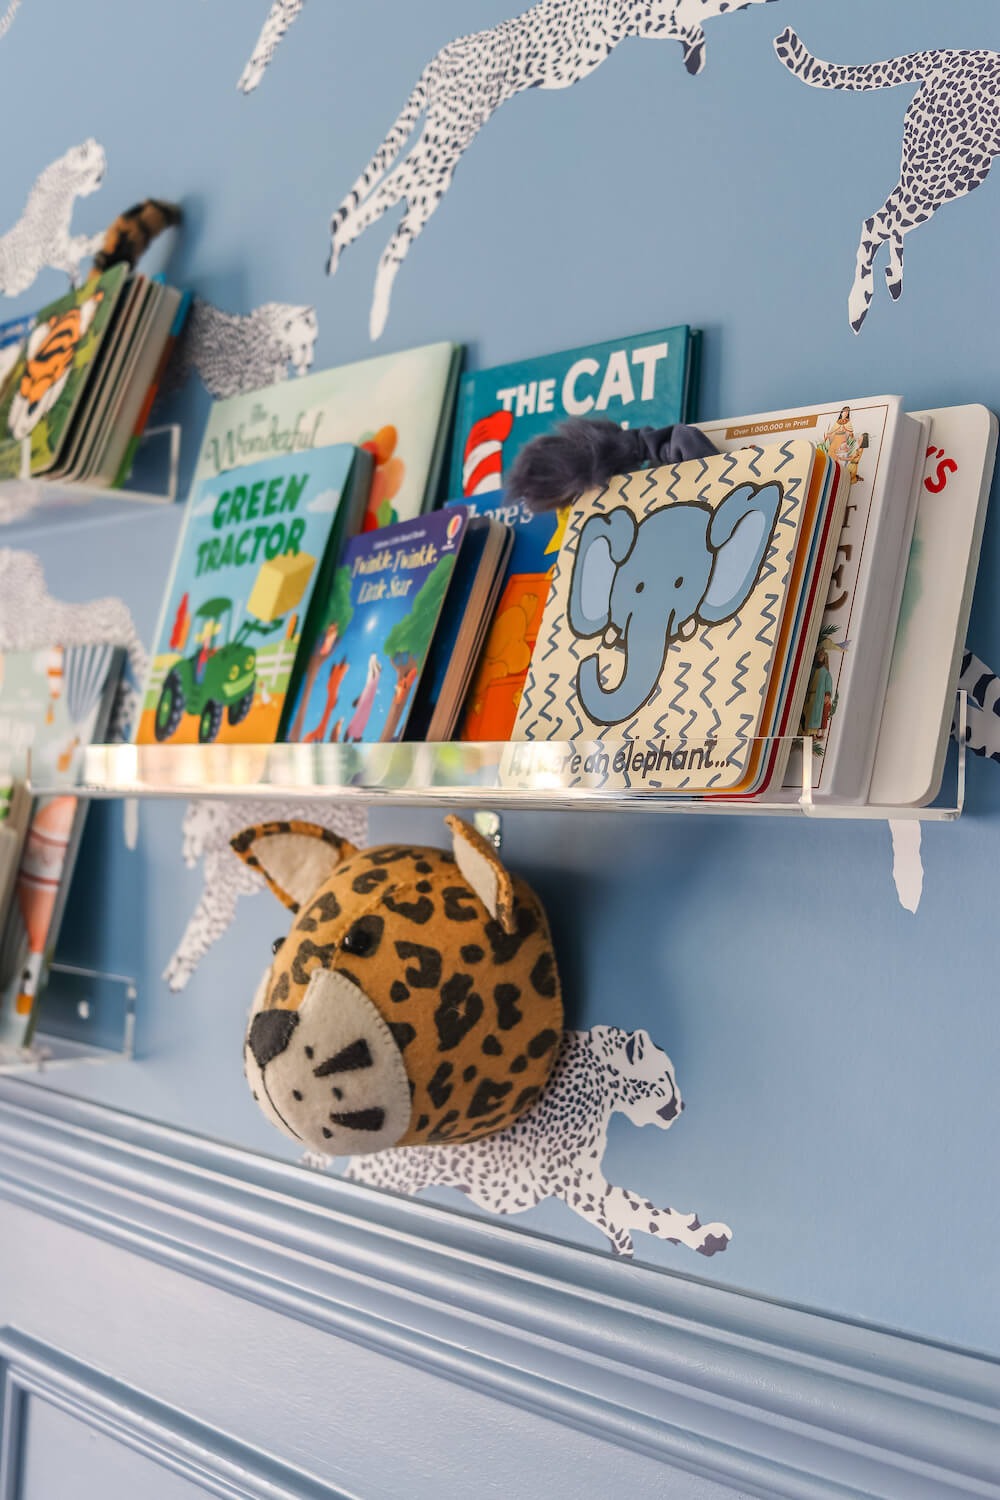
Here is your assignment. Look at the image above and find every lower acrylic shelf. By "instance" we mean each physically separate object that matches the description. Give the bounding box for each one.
[29,695,968,822]
[0,962,136,1074]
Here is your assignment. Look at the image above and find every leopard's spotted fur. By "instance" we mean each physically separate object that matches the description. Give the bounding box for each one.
[234,820,563,1154]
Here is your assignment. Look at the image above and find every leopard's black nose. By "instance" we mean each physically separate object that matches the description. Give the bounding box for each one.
[248,1009,299,1069]
[657,1097,679,1122]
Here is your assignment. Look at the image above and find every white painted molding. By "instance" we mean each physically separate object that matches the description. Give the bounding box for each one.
[0,1078,996,1500]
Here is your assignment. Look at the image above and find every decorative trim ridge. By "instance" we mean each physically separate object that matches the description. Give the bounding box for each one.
[0,1079,997,1500]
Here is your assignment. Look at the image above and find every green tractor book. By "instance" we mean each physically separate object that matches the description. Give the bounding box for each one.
[138,444,370,745]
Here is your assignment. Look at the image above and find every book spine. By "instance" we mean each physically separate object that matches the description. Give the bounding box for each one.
[112,290,192,490]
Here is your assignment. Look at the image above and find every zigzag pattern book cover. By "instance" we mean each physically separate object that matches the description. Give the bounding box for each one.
[512,442,846,795]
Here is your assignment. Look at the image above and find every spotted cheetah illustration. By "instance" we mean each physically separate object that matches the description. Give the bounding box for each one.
[347,1025,733,1258]
[232,815,564,1155]
[239,0,305,93]
[774,28,1000,332]
[328,0,778,338]
[0,140,106,298]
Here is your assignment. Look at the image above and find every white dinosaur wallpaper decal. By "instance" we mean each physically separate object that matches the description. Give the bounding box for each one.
[327,0,778,338]
[775,28,1000,332]
[0,139,105,298]
[342,1025,732,1258]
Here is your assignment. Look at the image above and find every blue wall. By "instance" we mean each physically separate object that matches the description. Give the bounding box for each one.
[4,0,1000,1355]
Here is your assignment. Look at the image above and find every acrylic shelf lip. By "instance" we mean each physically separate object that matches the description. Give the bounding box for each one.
[28,702,967,822]
[0,962,136,1075]
[0,423,181,510]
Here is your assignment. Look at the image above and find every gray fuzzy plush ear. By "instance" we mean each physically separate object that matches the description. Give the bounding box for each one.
[231,821,358,911]
[445,815,516,934]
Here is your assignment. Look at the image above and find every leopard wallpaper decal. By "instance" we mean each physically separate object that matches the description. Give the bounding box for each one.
[163,798,368,992]
[0,139,106,298]
[0,548,145,741]
[775,28,1000,332]
[162,296,318,400]
[239,0,306,93]
[327,0,779,338]
[343,1025,733,1258]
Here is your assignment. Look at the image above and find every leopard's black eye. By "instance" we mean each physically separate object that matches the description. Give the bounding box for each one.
[341,924,374,956]
[341,914,384,957]
[272,936,285,956]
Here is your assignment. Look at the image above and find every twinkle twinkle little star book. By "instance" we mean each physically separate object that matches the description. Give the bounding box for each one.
[511,441,846,796]
[286,509,470,745]
[137,445,369,746]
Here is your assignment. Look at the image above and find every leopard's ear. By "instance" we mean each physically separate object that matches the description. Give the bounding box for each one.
[230,821,359,912]
[445,814,515,935]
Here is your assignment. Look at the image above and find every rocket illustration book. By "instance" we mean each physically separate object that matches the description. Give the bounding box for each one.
[512,442,847,795]
[137,444,370,746]
[286,508,470,745]
[449,325,699,501]
[0,645,124,1048]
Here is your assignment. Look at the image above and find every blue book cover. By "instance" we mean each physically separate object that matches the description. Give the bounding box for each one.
[448,325,698,501]
[448,492,565,741]
[286,507,469,744]
[138,444,364,745]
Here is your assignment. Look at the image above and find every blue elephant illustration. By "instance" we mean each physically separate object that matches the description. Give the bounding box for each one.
[567,481,782,725]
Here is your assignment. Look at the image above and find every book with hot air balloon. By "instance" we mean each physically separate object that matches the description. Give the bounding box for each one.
[0,644,124,1049]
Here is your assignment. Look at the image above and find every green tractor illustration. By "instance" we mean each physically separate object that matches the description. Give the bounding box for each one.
[154,596,281,744]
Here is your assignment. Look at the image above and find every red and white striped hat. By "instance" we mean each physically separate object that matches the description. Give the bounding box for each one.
[462,410,514,496]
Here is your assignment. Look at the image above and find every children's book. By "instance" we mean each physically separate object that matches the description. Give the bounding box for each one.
[193,342,462,531]
[453,494,566,741]
[0,645,123,1049]
[285,508,470,745]
[449,326,700,501]
[511,442,846,796]
[111,289,192,489]
[698,397,924,802]
[407,515,512,742]
[0,314,34,401]
[0,265,129,479]
[137,445,370,746]
[89,283,186,487]
[870,405,998,806]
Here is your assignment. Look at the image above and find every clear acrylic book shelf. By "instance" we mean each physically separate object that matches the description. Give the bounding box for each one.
[31,692,968,822]
[11,699,965,1076]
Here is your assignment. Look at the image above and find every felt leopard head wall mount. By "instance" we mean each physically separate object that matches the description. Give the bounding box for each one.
[231,815,563,1154]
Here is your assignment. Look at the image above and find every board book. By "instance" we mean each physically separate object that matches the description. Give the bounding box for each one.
[451,493,566,741]
[870,404,998,806]
[193,342,462,531]
[285,507,470,745]
[0,264,130,479]
[511,442,846,796]
[137,445,369,746]
[449,325,700,501]
[0,644,123,1049]
[698,396,924,802]
[407,515,512,742]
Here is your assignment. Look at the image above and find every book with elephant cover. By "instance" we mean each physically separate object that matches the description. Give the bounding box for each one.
[698,397,924,801]
[136,444,370,747]
[0,645,124,1049]
[193,341,462,531]
[510,441,848,795]
[285,508,470,745]
[448,325,700,501]
[870,404,998,806]
[0,265,130,479]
